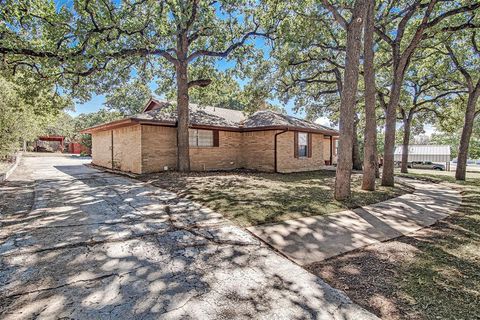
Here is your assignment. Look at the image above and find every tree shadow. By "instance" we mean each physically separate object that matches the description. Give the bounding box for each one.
[305,181,480,320]
[0,162,371,319]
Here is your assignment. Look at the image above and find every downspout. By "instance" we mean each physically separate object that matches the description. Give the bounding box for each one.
[329,135,333,165]
[111,130,114,169]
[274,128,289,173]
[175,120,179,171]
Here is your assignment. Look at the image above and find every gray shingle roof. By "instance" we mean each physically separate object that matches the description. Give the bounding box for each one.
[85,99,338,135]
[243,110,336,132]
[133,102,246,127]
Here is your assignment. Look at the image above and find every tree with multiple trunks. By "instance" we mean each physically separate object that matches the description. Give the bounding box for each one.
[0,0,279,171]
[441,30,480,180]
[397,58,466,173]
[374,0,480,186]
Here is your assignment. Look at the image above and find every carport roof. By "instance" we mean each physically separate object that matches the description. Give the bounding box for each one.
[394,145,451,155]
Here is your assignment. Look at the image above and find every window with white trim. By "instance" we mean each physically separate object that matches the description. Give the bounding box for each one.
[189,129,214,147]
[298,132,308,157]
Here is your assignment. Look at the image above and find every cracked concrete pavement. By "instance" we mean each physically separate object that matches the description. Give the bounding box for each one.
[0,155,378,320]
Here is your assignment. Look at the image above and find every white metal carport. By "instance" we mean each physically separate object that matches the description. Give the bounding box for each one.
[394,145,451,170]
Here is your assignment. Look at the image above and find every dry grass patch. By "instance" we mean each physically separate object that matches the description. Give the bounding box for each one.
[140,170,411,227]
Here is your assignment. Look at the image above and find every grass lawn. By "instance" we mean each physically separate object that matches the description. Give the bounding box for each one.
[307,172,480,320]
[140,170,411,227]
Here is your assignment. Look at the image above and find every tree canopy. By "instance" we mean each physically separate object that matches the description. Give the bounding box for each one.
[1,0,480,193]
[0,73,72,158]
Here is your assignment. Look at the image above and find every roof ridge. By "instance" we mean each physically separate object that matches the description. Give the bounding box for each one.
[250,109,336,131]
[149,97,245,114]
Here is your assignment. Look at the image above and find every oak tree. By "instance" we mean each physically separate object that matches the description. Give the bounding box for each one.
[1,0,277,171]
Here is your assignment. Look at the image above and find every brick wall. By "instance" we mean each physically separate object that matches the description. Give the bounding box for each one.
[323,136,332,164]
[91,125,142,173]
[92,124,334,174]
[141,125,177,173]
[190,131,243,171]
[112,125,142,173]
[276,131,324,173]
[241,130,276,172]
[91,130,112,169]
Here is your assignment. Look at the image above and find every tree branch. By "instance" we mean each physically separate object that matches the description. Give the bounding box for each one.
[425,2,480,29]
[445,44,473,90]
[188,78,212,88]
[321,0,348,29]
[186,30,268,62]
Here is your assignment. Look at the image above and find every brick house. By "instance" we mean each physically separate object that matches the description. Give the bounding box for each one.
[81,98,339,174]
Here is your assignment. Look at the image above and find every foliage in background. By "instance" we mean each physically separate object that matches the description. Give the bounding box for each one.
[73,109,124,148]
[431,119,480,160]
[0,74,71,158]
[157,66,282,114]
[104,79,152,116]
[43,112,76,139]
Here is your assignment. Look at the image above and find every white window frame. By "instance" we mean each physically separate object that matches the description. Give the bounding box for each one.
[298,132,308,158]
[189,129,214,147]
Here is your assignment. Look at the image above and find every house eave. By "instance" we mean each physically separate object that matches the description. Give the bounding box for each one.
[80,119,134,134]
[81,119,339,136]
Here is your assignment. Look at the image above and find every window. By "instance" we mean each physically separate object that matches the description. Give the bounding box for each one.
[294,132,311,158]
[298,132,308,157]
[189,129,217,147]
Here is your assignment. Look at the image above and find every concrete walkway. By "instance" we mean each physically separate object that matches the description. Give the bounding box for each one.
[0,156,377,320]
[248,179,461,265]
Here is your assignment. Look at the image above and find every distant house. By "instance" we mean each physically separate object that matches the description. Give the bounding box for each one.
[81,98,339,174]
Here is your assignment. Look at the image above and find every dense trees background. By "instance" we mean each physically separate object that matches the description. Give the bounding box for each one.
[0,73,72,158]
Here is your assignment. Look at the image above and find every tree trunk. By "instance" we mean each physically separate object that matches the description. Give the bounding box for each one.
[456,91,479,180]
[400,117,411,174]
[352,117,363,170]
[381,68,405,186]
[334,0,365,200]
[176,32,190,172]
[361,0,376,191]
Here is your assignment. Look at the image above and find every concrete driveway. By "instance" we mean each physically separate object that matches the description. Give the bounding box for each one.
[0,155,376,320]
